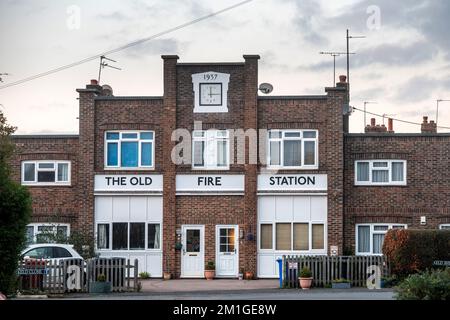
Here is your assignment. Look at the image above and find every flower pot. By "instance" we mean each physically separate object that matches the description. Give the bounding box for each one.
[299,277,313,290]
[244,271,254,280]
[163,272,171,280]
[332,282,351,289]
[89,281,111,294]
[204,270,215,280]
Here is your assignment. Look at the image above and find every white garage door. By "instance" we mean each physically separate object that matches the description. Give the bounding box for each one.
[95,196,163,277]
[257,195,327,278]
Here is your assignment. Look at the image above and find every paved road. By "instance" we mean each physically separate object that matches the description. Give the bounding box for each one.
[55,288,395,300]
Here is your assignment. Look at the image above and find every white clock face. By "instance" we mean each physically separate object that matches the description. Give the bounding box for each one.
[200,83,222,106]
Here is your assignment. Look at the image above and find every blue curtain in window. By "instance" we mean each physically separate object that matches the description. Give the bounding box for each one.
[141,142,152,166]
[121,142,138,167]
[107,142,118,166]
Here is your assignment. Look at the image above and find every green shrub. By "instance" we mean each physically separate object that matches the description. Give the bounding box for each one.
[332,278,350,283]
[205,261,215,270]
[299,267,312,278]
[383,229,450,277]
[97,274,106,282]
[0,113,32,295]
[139,272,151,279]
[395,268,450,300]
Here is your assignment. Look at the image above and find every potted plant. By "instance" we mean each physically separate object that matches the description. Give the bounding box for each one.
[139,272,151,279]
[299,267,313,290]
[332,278,351,289]
[238,267,244,280]
[89,273,112,293]
[204,261,215,280]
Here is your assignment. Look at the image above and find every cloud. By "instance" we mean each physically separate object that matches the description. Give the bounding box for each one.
[124,38,181,58]
[392,76,450,103]
[97,11,128,21]
[290,0,329,46]
[351,41,438,67]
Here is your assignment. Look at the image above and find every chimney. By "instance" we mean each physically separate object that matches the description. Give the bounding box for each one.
[365,118,387,133]
[421,116,437,134]
[86,79,102,91]
[387,118,394,133]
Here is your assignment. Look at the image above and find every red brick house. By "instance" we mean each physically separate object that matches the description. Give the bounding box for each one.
[10,55,450,278]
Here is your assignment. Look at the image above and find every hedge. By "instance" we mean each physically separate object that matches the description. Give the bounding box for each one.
[383,229,450,277]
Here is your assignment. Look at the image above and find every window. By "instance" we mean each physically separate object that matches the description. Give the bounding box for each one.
[439,224,450,230]
[356,224,407,255]
[112,223,128,250]
[148,224,160,249]
[26,223,70,244]
[355,160,406,186]
[130,223,145,250]
[293,223,308,250]
[261,222,326,252]
[105,131,154,169]
[21,161,70,185]
[192,130,229,169]
[276,223,291,250]
[104,223,161,251]
[97,224,110,249]
[267,130,318,169]
[260,224,273,249]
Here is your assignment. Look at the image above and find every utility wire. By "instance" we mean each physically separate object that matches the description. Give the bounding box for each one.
[0,0,254,90]
[352,106,450,130]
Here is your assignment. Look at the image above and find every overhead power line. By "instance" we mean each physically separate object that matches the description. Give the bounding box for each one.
[352,106,450,130]
[0,0,254,90]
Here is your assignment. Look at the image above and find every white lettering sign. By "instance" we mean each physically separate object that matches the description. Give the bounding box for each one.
[258,174,327,191]
[176,175,244,192]
[94,175,163,192]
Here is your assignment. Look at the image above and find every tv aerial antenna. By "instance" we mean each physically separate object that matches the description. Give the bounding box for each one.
[319,52,354,87]
[98,56,121,83]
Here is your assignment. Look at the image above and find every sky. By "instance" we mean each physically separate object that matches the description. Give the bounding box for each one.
[0,0,449,134]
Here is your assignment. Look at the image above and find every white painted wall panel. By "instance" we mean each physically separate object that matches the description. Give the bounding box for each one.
[129,197,147,221]
[147,197,163,221]
[95,196,113,221]
[311,196,327,221]
[258,196,276,221]
[293,196,310,221]
[275,196,293,221]
[112,197,129,221]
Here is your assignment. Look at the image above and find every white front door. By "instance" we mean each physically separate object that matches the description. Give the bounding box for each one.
[181,225,204,278]
[215,225,238,277]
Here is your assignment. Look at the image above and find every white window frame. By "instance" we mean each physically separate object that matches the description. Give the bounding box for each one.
[439,224,450,230]
[26,223,71,244]
[267,129,319,170]
[355,223,407,256]
[104,130,155,170]
[95,222,162,252]
[21,160,71,186]
[258,221,327,254]
[192,129,230,170]
[354,160,407,186]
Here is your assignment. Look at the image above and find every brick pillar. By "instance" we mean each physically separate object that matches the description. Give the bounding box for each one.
[76,81,101,241]
[325,80,347,255]
[161,55,178,277]
[243,55,259,275]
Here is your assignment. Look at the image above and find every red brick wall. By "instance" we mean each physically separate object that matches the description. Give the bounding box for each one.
[344,134,450,253]
[10,136,79,225]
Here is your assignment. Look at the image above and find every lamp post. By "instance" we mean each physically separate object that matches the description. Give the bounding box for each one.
[436,99,450,131]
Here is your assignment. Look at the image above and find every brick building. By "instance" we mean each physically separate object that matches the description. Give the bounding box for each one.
[10,55,450,278]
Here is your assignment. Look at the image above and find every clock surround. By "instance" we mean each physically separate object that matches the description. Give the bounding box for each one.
[192,71,230,113]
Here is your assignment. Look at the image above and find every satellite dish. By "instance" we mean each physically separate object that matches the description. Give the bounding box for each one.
[259,83,273,94]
